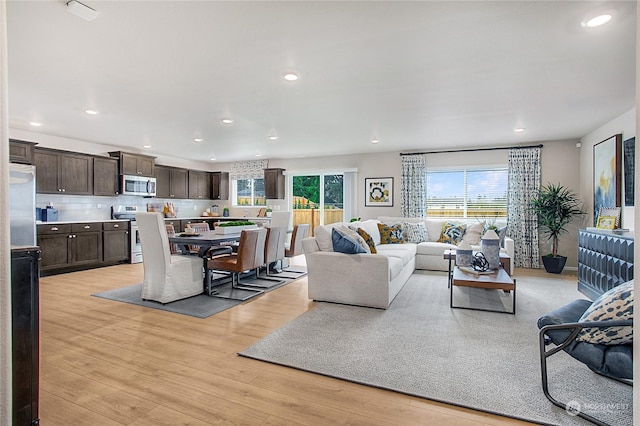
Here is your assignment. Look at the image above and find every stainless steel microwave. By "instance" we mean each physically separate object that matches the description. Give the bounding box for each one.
[122,175,156,197]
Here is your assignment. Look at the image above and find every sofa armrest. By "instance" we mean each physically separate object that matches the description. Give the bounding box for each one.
[503,237,514,263]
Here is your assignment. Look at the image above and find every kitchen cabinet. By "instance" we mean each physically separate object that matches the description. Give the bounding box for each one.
[155,165,188,199]
[103,222,129,263]
[109,151,155,177]
[188,170,212,199]
[34,148,93,195]
[211,171,229,200]
[93,157,120,196]
[9,139,37,164]
[264,168,285,199]
[37,222,103,272]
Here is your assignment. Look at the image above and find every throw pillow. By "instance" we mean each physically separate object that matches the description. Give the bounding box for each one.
[462,222,484,245]
[356,228,377,253]
[577,280,634,345]
[438,222,466,245]
[339,225,371,253]
[497,225,508,247]
[331,228,367,254]
[403,221,429,243]
[377,223,405,244]
[313,225,334,252]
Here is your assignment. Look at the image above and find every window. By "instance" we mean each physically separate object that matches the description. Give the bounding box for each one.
[426,167,508,218]
[232,178,266,206]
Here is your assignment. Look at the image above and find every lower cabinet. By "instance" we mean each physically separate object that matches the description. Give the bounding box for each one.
[103,222,130,263]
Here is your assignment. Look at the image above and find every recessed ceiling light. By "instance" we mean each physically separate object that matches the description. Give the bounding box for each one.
[514,128,526,133]
[221,118,234,124]
[209,157,216,161]
[268,135,278,141]
[255,152,262,157]
[581,13,613,28]
[29,121,42,127]
[84,109,98,115]
[371,138,380,144]
[282,72,299,82]
[193,138,204,143]
[142,144,151,149]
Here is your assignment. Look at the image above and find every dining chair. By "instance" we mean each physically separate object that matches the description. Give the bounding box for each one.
[207,228,267,300]
[165,223,180,254]
[268,211,291,229]
[135,212,203,304]
[279,223,310,278]
[246,226,287,288]
[185,222,211,254]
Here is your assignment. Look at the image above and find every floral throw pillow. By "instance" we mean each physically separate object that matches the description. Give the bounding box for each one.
[377,223,405,244]
[403,222,429,243]
[438,222,466,245]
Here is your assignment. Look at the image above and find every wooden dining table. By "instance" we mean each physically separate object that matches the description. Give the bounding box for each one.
[168,230,242,295]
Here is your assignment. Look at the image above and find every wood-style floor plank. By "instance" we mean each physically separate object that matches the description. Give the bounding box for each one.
[39,261,564,425]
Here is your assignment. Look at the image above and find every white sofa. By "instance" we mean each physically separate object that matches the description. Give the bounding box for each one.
[301,218,514,309]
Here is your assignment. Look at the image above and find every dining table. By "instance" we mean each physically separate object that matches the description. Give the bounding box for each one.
[168,230,242,295]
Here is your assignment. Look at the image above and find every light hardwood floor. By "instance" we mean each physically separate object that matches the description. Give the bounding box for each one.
[39,261,573,425]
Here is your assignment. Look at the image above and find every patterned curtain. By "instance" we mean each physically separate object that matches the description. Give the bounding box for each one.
[400,155,427,217]
[507,147,541,268]
[229,159,269,180]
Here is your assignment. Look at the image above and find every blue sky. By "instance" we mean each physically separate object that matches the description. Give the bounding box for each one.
[426,169,508,200]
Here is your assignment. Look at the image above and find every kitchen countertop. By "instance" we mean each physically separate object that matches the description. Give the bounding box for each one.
[37,219,130,225]
[36,216,272,225]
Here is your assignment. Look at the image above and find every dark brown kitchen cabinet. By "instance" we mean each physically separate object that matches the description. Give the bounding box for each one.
[34,148,93,195]
[211,171,229,200]
[37,223,102,272]
[109,151,155,177]
[264,168,285,199]
[188,170,212,199]
[93,157,120,196]
[9,139,37,164]
[155,165,188,199]
[103,222,129,263]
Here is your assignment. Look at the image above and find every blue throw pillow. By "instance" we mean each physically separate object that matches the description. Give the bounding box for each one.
[332,228,367,254]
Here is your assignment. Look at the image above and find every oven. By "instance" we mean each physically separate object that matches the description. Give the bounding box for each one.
[112,205,143,264]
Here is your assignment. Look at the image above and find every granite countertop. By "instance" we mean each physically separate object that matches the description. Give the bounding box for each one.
[37,219,130,225]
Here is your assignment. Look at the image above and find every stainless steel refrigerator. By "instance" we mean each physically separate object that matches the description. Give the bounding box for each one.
[9,163,37,246]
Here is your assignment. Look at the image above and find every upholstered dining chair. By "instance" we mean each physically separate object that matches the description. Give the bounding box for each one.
[279,223,309,278]
[185,222,211,254]
[135,212,203,304]
[165,223,180,254]
[207,228,267,300]
[248,226,287,288]
[268,211,291,229]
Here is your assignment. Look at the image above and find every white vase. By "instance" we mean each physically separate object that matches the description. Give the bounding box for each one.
[480,229,501,270]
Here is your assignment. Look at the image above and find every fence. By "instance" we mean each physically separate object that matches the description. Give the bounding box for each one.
[293,208,344,235]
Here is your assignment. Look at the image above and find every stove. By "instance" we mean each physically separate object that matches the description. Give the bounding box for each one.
[112,206,142,264]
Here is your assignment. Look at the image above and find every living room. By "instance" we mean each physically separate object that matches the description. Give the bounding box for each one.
[1,1,638,425]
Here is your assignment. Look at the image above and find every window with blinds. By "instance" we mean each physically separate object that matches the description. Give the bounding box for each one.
[426,168,508,218]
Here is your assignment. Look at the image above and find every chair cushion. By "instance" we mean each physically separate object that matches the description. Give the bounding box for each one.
[377,223,405,244]
[438,222,466,245]
[578,280,634,345]
[403,221,429,243]
[332,228,367,254]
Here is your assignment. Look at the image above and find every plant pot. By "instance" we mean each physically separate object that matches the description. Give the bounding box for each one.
[541,255,567,274]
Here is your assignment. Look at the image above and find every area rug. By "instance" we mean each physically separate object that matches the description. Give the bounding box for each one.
[239,271,632,425]
[92,269,306,319]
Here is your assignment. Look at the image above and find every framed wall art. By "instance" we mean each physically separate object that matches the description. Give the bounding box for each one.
[365,177,393,207]
[593,134,622,225]
[623,136,635,206]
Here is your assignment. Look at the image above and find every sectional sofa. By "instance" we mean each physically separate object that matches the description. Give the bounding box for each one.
[301,217,514,309]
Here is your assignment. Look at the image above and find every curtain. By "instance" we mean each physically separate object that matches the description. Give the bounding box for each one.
[400,154,427,217]
[229,159,268,180]
[507,147,541,268]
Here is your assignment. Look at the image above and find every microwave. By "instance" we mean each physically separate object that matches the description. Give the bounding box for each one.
[122,175,156,197]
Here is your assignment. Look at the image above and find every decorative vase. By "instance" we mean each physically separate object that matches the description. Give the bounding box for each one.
[456,240,473,267]
[480,229,501,270]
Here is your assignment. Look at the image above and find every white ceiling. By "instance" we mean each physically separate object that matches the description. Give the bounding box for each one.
[6,1,637,163]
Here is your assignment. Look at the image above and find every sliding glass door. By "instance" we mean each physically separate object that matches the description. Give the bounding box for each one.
[291,173,345,233]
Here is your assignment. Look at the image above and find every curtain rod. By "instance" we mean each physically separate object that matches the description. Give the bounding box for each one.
[399,144,543,156]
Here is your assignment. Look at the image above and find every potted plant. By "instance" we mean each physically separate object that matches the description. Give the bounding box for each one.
[266,208,273,217]
[530,183,585,274]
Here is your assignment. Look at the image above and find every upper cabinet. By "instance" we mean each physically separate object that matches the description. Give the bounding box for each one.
[34,148,93,195]
[155,165,188,199]
[188,170,212,199]
[9,139,37,164]
[109,151,155,177]
[264,168,285,199]
[211,172,229,200]
[93,157,120,196]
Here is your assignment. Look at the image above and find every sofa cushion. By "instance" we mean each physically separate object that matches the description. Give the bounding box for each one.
[378,223,405,244]
[356,219,381,245]
[314,225,334,252]
[332,228,367,254]
[578,280,634,345]
[462,221,484,245]
[425,219,446,243]
[403,221,429,243]
[377,246,414,267]
[438,222,466,245]
[416,241,458,256]
[387,256,404,281]
[355,227,377,253]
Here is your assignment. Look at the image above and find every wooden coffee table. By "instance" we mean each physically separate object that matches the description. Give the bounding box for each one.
[450,266,516,314]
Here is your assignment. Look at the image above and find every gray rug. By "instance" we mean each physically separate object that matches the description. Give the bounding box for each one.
[92,269,306,318]
[239,271,632,425]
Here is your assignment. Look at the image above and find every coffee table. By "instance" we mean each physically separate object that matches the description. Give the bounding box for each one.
[443,249,511,288]
[450,266,516,314]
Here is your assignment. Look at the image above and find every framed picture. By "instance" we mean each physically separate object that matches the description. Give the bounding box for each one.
[593,134,622,225]
[596,215,617,230]
[598,206,621,228]
[365,177,393,207]
[623,137,635,206]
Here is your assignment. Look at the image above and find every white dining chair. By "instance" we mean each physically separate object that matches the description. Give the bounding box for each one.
[268,211,291,229]
[135,212,203,304]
